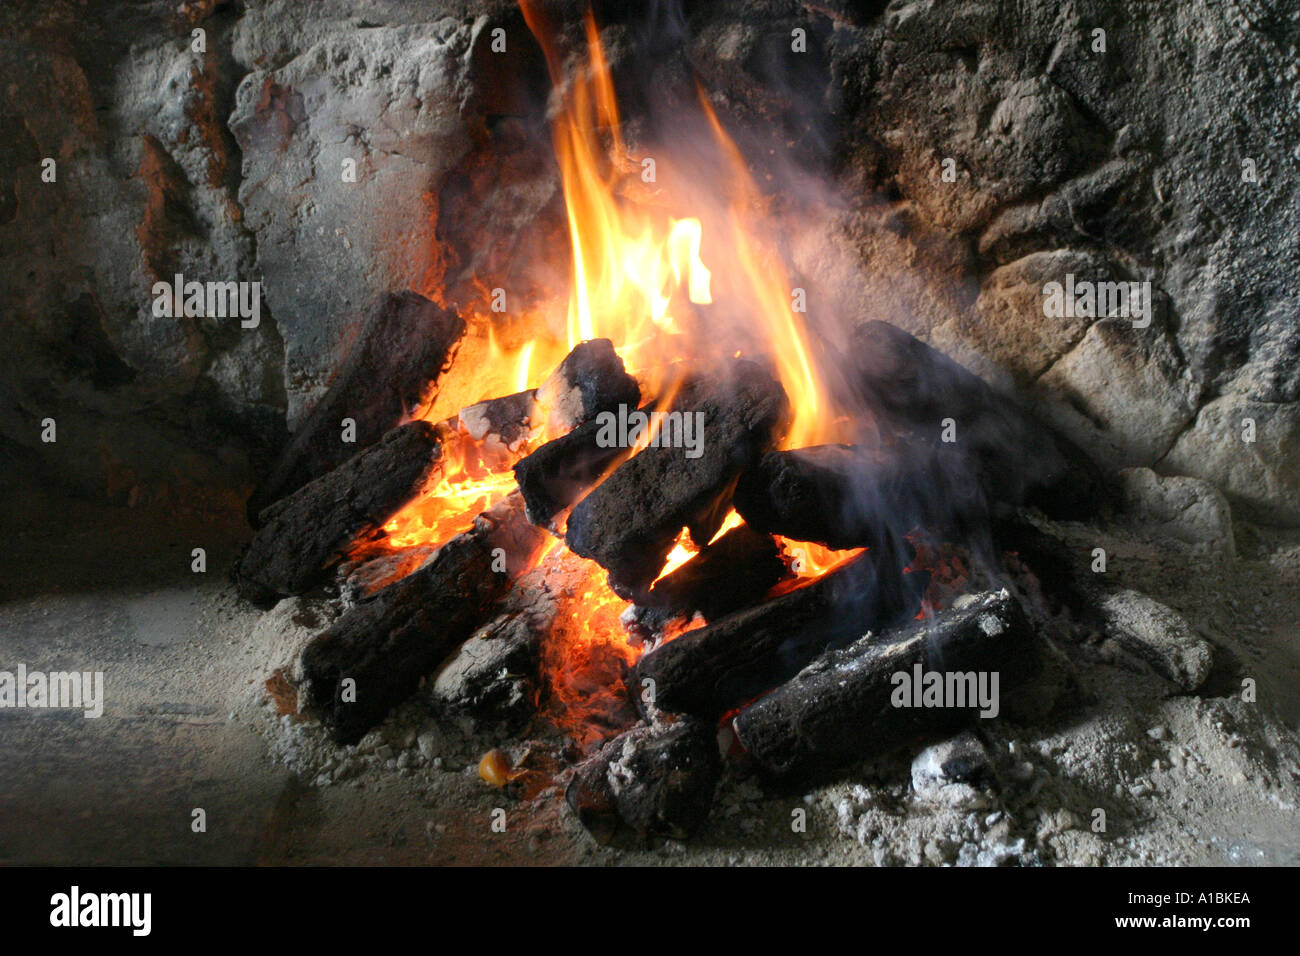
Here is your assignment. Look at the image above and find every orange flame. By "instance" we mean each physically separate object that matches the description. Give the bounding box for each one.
[519,3,836,443]
[652,509,747,584]
[776,536,866,581]
[381,434,521,550]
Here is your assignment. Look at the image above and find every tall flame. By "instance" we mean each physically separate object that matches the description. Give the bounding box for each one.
[359,6,857,749]
[520,2,835,446]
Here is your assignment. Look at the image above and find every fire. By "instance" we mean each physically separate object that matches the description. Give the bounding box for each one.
[380,325,564,551]
[523,3,714,399]
[652,509,747,584]
[906,531,973,615]
[417,319,570,426]
[646,510,860,591]
[380,436,520,549]
[776,536,865,581]
[513,339,536,393]
[519,2,836,445]
[355,4,862,748]
[539,555,639,747]
[694,91,832,451]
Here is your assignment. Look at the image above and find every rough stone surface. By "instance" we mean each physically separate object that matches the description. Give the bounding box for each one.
[3,0,1298,525]
[1035,319,1201,469]
[227,9,480,427]
[1160,395,1300,527]
[819,0,1300,520]
[0,1,282,507]
[849,0,1300,397]
[1119,467,1236,555]
[0,1,504,504]
[968,250,1113,383]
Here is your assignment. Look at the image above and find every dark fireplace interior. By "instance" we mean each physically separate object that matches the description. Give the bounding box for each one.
[2,0,1299,867]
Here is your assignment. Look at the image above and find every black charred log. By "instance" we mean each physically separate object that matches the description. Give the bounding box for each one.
[848,320,1112,520]
[512,414,631,531]
[734,442,989,554]
[428,565,561,737]
[732,589,1038,777]
[298,493,547,744]
[635,549,928,720]
[623,524,789,643]
[457,388,540,462]
[565,716,721,845]
[236,420,448,605]
[249,291,464,521]
[536,337,641,433]
[992,514,1105,628]
[566,359,791,599]
[507,342,647,531]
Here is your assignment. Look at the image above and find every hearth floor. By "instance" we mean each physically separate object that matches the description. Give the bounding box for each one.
[3,469,1299,866]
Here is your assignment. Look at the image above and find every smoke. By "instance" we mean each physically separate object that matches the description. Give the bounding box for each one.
[500,2,1079,603]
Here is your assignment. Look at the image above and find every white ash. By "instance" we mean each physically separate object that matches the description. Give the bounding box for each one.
[1099,589,1214,691]
[237,514,1300,866]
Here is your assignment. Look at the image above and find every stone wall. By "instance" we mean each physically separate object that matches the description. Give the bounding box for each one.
[1,0,1296,522]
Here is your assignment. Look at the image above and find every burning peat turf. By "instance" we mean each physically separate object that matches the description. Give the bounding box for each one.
[236,2,1212,848]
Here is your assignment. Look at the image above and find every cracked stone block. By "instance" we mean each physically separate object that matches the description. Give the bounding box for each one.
[228,17,478,427]
[1034,318,1200,468]
[968,250,1113,383]
[1161,395,1300,527]
[1119,467,1235,556]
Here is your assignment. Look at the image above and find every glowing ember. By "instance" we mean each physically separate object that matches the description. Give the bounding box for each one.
[538,554,639,747]
[381,469,518,550]
[905,531,973,615]
[415,320,570,427]
[379,429,522,549]
[655,527,698,584]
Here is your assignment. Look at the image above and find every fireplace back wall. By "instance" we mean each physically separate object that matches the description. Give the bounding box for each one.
[2,0,1298,526]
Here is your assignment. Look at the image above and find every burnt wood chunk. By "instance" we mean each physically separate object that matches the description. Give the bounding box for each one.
[734,442,988,553]
[733,589,1038,777]
[635,550,928,720]
[848,320,1111,519]
[537,337,640,433]
[429,564,561,736]
[458,388,541,465]
[298,493,547,744]
[566,717,721,845]
[623,524,788,643]
[236,420,446,605]
[509,340,645,531]
[994,516,1211,690]
[429,612,547,737]
[565,360,791,599]
[336,543,441,602]
[249,291,464,521]
[992,515,1104,627]
[512,414,631,531]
